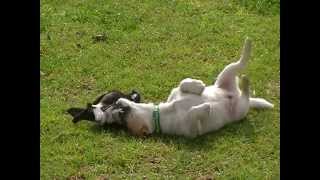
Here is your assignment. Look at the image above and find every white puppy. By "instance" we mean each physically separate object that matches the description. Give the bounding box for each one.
[115,38,274,138]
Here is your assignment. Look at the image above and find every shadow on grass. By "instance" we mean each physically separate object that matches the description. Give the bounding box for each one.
[87,115,258,152]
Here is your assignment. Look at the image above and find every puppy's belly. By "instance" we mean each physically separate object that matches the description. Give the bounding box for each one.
[197,100,242,136]
[201,114,227,134]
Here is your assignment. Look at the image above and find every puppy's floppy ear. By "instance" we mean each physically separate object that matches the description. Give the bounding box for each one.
[67,108,85,117]
[129,90,141,103]
[92,93,108,105]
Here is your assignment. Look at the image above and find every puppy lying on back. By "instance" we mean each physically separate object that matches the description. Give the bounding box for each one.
[67,90,141,125]
[113,38,274,138]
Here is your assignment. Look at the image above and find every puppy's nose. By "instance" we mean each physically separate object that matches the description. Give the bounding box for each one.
[72,117,81,123]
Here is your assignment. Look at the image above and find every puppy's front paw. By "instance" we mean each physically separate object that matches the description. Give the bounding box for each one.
[116,98,131,108]
[179,78,205,95]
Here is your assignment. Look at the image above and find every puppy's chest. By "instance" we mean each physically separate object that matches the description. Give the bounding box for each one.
[159,105,186,129]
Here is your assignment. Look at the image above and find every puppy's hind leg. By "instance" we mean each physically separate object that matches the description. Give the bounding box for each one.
[237,76,273,111]
[239,75,274,109]
[226,75,251,121]
[240,75,250,99]
[214,37,251,92]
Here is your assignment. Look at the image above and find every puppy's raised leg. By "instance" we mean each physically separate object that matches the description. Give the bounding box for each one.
[235,75,251,119]
[184,103,211,138]
[214,37,251,92]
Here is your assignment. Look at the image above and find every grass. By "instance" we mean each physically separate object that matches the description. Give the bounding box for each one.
[40,0,279,179]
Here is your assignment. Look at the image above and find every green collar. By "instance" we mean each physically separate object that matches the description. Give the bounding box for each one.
[152,105,161,133]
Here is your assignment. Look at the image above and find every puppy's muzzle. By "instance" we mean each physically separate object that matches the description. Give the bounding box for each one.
[67,103,96,123]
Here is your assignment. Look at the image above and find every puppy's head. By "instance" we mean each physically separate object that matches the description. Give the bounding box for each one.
[67,90,141,126]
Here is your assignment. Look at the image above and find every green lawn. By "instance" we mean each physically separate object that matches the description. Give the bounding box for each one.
[40,0,279,179]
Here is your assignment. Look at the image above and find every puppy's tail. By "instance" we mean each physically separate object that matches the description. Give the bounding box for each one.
[249,98,274,109]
